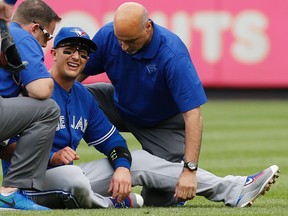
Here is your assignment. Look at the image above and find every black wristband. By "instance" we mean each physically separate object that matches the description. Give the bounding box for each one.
[108,146,132,166]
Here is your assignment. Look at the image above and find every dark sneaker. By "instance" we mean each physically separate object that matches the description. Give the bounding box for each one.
[235,165,280,207]
[0,190,50,210]
[110,192,143,208]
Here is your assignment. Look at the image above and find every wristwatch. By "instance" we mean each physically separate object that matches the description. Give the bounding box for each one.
[184,161,198,171]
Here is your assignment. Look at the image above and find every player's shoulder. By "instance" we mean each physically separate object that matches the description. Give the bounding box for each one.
[73,82,96,100]
[73,81,90,93]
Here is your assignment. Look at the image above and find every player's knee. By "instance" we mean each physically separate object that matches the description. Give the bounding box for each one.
[56,166,92,208]
[64,166,91,193]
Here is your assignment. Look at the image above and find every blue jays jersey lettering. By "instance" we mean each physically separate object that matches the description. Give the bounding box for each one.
[83,21,207,127]
[71,116,87,132]
[0,22,51,97]
[56,115,88,132]
[50,81,127,160]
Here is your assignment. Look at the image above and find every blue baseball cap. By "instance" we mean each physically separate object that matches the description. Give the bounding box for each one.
[53,27,97,53]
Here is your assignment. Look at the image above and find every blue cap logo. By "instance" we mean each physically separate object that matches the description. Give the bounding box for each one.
[53,27,97,52]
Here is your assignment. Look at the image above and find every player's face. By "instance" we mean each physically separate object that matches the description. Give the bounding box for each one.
[114,20,153,55]
[52,45,89,80]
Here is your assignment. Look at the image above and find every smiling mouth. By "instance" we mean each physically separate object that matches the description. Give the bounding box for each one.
[67,62,79,67]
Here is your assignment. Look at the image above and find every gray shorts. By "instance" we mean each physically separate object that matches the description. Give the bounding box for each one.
[0,96,59,190]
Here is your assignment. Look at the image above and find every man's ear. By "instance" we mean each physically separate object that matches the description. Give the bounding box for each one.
[31,23,39,33]
[28,23,40,39]
[50,49,57,59]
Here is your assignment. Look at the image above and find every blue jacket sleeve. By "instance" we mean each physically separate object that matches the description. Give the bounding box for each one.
[94,138,131,170]
[83,92,131,170]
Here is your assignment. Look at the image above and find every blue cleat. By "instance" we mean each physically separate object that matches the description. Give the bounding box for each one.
[177,200,187,207]
[0,190,50,210]
[110,192,143,208]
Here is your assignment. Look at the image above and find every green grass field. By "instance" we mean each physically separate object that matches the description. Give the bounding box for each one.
[1,99,287,215]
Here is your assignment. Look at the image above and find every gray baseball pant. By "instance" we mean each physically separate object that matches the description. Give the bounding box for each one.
[84,83,245,206]
[26,150,245,208]
[0,96,60,190]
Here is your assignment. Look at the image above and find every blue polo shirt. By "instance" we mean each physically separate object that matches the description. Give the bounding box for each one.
[0,22,51,97]
[83,21,207,127]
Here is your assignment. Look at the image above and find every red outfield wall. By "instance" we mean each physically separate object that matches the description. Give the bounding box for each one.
[15,0,288,88]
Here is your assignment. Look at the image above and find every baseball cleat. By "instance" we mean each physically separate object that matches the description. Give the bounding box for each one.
[110,192,144,208]
[235,165,280,207]
[0,190,50,210]
[176,200,187,207]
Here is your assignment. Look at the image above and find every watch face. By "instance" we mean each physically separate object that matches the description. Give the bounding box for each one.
[188,162,197,169]
[185,161,198,171]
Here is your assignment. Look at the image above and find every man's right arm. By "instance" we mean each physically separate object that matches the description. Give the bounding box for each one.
[25,78,54,99]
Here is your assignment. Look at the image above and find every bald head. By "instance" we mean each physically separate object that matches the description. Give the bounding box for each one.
[114,2,148,36]
[113,2,153,54]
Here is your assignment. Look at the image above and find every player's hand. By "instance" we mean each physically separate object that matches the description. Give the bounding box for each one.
[49,146,80,166]
[174,169,197,201]
[108,167,132,203]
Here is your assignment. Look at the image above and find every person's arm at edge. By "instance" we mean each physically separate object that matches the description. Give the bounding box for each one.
[0,0,16,22]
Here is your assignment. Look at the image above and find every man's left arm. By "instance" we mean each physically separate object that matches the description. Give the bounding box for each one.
[86,100,133,202]
[106,145,133,202]
[175,106,203,201]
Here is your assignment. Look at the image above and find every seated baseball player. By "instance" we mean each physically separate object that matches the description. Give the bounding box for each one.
[1,26,144,209]
[1,26,280,209]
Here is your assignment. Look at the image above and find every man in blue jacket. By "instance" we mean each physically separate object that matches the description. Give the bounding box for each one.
[77,2,280,207]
